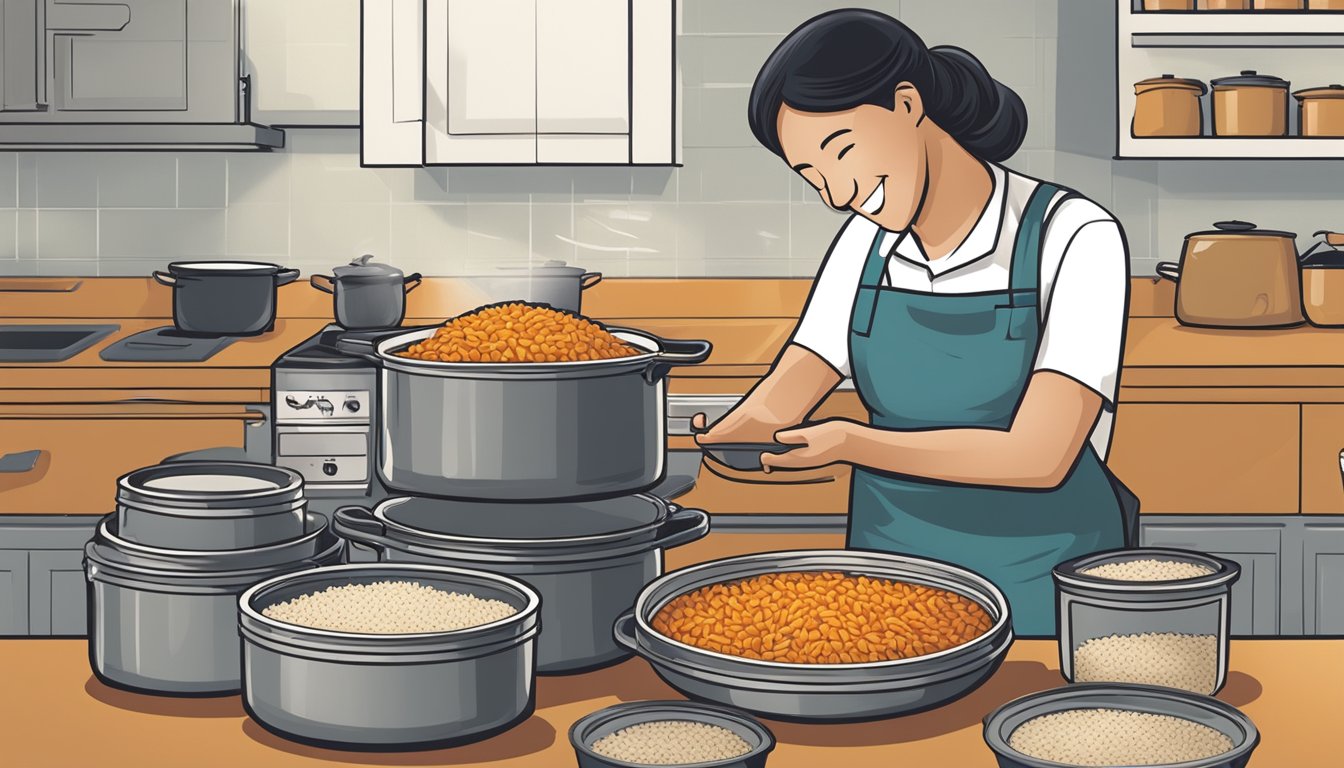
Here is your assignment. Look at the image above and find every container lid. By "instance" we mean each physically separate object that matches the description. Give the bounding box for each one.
[1053,547,1240,594]
[167,261,288,277]
[490,259,587,276]
[1185,220,1296,240]
[1294,84,1344,100]
[93,512,328,572]
[117,461,305,512]
[1134,74,1206,95]
[371,494,672,550]
[331,253,404,280]
[1211,70,1289,90]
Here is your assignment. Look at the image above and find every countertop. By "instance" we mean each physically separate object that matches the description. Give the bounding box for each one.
[0,638,1329,767]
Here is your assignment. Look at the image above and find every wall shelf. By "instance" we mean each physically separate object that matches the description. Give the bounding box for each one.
[1118,136,1344,159]
[1129,11,1344,36]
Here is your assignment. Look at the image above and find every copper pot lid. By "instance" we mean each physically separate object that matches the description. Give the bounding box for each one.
[1294,84,1344,100]
[1135,74,1207,95]
[1211,70,1289,90]
[1186,220,1296,240]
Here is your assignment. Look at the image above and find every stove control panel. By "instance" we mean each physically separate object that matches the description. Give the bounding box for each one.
[277,390,371,422]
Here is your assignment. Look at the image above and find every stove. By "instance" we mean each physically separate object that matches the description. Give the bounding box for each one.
[271,326,379,499]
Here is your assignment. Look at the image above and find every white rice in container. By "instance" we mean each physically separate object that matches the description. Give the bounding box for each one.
[1008,707,1233,766]
[1080,559,1214,581]
[591,720,752,765]
[1073,632,1218,693]
[261,580,517,634]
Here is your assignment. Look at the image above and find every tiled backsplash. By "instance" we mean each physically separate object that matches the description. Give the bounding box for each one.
[0,0,1338,280]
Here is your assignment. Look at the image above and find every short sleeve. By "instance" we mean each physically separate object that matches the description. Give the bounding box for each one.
[790,215,879,378]
[1035,219,1128,409]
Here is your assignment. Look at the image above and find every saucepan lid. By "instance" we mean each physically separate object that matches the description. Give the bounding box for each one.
[1211,70,1289,90]
[1294,84,1344,101]
[1185,220,1296,240]
[1134,74,1206,95]
[332,253,404,280]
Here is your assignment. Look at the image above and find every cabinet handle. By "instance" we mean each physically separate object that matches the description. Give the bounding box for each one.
[0,409,266,422]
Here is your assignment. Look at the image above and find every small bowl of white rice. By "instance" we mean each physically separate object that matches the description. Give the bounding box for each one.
[983,683,1259,768]
[570,700,775,768]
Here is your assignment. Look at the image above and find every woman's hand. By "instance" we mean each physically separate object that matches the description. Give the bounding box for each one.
[760,419,861,473]
[690,411,779,446]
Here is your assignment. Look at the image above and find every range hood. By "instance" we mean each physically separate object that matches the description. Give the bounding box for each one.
[0,0,283,151]
[0,123,284,152]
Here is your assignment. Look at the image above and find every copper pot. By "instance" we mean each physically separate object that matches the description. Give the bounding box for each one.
[1156,221,1304,329]
[1134,75,1205,137]
[1301,231,1344,327]
[1200,0,1250,8]
[1254,0,1305,7]
[1295,85,1344,136]
[1212,71,1289,136]
[1144,0,1194,8]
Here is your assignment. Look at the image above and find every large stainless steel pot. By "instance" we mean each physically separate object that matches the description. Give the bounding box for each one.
[333,497,709,674]
[84,517,343,695]
[239,563,540,749]
[615,550,1014,722]
[337,325,712,501]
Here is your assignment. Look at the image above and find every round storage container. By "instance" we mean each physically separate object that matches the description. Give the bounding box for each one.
[332,496,709,674]
[1134,75,1206,137]
[239,563,540,749]
[571,701,775,768]
[84,516,343,695]
[1053,548,1240,695]
[117,462,306,550]
[1294,84,1344,136]
[1212,71,1290,136]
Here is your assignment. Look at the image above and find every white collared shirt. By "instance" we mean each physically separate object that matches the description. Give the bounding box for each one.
[791,163,1128,458]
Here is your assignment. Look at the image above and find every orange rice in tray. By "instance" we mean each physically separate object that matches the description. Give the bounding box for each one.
[396,302,641,363]
[651,571,994,664]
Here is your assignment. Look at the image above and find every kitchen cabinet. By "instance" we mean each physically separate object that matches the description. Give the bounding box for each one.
[0,0,281,148]
[1107,403,1300,514]
[0,404,268,515]
[364,0,676,166]
[28,550,84,636]
[243,0,360,126]
[1301,405,1344,514]
[1301,523,1344,635]
[1140,519,1287,636]
[0,550,28,635]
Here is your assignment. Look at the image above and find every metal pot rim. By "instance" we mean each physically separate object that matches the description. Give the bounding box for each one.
[371,326,665,374]
[117,461,304,508]
[96,512,327,563]
[167,260,289,276]
[85,535,344,586]
[239,563,542,644]
[569,700,776,768]
[631,550,1012,673]
[1053,547,1241,593]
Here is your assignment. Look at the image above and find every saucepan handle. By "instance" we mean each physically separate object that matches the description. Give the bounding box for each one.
[580,272,603,290]
[333,506,390,561]
[1155,262,1181,283]
[274,268,301,287]
[310,274,335,294]
[640,336,713,384]
[152,271,177,287]
[403,272,423,293]
[612,611,639,653]
[652,506,710,549]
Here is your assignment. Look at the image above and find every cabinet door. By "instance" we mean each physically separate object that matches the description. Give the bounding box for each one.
[535,0,628,163]
[1140,522,1286,636]
[1301,405,1344,514]
[0,0,46,111]
[1302,524,1344,635]
[0,550,28,635]
[0,405,265,515]
[361,0,423,165]
[244,0,359,126]
[29,550,85,636]
[1108,404,1299,514]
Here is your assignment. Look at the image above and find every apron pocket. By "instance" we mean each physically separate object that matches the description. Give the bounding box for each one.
[996,305,1036,341]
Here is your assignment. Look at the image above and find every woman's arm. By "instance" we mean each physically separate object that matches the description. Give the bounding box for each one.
[762,371,1102,488]
[693,343,843,444]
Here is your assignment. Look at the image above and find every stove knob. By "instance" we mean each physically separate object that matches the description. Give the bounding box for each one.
[322,461,338,477]
[315,398,334,416]
[343,397,361,413]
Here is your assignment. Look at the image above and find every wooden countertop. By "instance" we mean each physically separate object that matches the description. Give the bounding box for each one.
[0,638,1329,767]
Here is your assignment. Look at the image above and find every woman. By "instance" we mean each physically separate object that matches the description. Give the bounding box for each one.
[693,9,1133,637]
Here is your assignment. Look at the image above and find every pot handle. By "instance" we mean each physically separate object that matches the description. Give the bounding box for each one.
[652,505,710,549]
[310,274,335,294]
[612,611,639,653]
[580,272,603,290]
[1155,262,1181,283]
[151,271,177,287]
[333,506,391,560]
[642,337,714,384]
[274,268,301,287]
[403,272,423,293]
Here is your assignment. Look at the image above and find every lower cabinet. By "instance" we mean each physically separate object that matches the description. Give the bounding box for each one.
[29,551,88,636]
[1302,523,1344,635]
[0,550,28,635]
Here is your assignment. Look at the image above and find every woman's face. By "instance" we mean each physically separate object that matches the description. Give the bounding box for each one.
[776,87,927,231]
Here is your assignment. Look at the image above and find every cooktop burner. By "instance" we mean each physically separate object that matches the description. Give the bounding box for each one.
[274,325,371,369]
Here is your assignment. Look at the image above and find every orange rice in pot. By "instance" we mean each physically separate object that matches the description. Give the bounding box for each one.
[396,302,641,363]
[651,571,994,664]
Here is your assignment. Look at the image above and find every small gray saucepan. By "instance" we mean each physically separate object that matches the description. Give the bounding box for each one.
[310,255,423,330]
[690,421,795,471]
[152,261,300,336]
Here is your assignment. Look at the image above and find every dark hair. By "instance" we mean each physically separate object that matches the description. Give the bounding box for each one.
[748,9,1027,163]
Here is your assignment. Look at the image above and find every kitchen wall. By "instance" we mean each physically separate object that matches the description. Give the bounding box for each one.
[0,0,1336,280]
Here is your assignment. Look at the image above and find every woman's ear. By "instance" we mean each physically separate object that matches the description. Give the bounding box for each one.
[894,82,925,124]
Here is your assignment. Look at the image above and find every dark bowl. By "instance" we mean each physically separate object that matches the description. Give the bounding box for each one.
[697,442,793,471]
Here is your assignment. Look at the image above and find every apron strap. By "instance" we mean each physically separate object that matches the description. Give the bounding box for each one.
[1008,182,1078,308]
[857,225,891,289]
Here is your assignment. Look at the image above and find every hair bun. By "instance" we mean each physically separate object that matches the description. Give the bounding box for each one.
[927,46,1027,163]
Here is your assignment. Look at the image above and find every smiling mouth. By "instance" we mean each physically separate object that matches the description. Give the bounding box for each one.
[857,177,886,216]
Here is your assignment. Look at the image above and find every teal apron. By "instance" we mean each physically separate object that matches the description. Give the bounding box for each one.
[846,182,1125,637]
